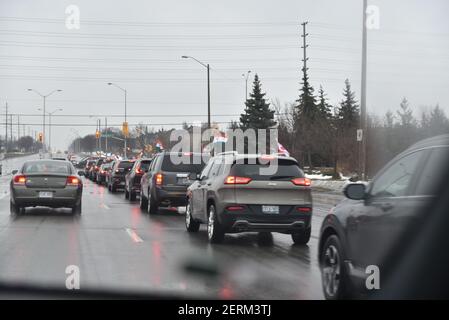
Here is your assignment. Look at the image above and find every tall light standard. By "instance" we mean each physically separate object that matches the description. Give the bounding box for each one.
[27,88,62,150]
[242,70,251,101]
[107,82,127,158]
[181,55,211,128]
[37,107,63,152]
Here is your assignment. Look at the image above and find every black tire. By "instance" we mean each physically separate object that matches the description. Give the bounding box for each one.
[139,190,148,211]
[10,201,21,215]
[207,204,225,243]
[129,190,136,201]
[320,235,352,300]
[72,200,82,215]
[125,188,129,199]
[257,232,274,246]
[111,185,116,193]
[185,199,200,232]
[147,191,158,215]
[292,227,311,245]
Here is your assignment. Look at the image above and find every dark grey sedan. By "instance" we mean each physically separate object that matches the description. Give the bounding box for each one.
[10,160,83,215]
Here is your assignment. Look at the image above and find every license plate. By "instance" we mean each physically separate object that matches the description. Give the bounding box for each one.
[39,191,53,198]
[262,205,279,214]
[177,177,191,185]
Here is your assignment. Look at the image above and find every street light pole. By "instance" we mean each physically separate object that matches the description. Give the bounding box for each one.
[108,82,128,158]
[242,70,251,101]
[27,89,62,150]
[38,107,63,152]
[182,56,211,128]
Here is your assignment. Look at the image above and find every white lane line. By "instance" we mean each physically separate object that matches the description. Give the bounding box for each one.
[0,191,9,200]
[100,203,110,210]
[125,228,143,243]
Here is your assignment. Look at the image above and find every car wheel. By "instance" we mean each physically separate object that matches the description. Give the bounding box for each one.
[292,227,311,245]
[139,190,148,211]
[10,201,21,215]
[72,200,82,215]
[147,191,158,215]
[185,199,200,232]
[207,204,225,243]
[125,188,129,199]
[320,235,351,300]
[129,190,136,201]
[111,185,116,193]
[257,232,274,246]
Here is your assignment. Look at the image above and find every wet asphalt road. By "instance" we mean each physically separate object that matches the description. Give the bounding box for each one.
[0,155,343,299]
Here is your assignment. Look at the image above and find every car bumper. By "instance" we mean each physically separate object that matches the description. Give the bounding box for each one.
[218,205,312,233]
[154,187,188,206]
[12,188,82,208]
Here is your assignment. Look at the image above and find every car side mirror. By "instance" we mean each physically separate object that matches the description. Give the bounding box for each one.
[78,171,84,176]
[11,169,18,175]
[189,172,200,181]
[343,183,367,200]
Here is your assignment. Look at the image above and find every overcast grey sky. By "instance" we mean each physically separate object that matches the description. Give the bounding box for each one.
[1,0,448,150]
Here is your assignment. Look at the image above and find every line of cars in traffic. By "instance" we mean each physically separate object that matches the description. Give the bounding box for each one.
[75,134,449,299]
[9,133,448,299]
[81,151,314,245]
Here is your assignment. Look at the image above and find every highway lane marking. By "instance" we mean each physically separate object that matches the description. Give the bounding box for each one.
[0,191,9,200]
[100,203,110,210]
[125,228,143,243]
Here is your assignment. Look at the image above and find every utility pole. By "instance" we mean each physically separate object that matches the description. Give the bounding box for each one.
[360,0,368,179]
[98,118,102,152]
[5,102,8,152]
[207,63,211,128]
[105,117,108,153]
[17,116,19,141]
[301,21,309,81]
[9,115,12,146]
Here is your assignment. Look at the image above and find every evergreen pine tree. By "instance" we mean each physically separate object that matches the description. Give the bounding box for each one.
[338,79,359,126]
[239,74,276,129]
[317,85,332,119]
[295,67,317,121]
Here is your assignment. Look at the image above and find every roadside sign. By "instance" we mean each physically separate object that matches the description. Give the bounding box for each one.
[357,129,363,142]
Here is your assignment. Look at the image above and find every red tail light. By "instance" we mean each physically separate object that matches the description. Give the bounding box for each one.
[291,177,311,186]
[13,175,27,185]
[135,167,142,174]
[226,205,245,211]
[155,173,163,185]
[66,176,80,186]
[296,207,312,213]
[224,176,252,185]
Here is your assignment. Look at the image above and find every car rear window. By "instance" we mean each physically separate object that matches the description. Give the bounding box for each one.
[161,155,207,173]
[118,161,134,169]
[139,160,152,171]
[23,161,71,175]
[230,159,304,181]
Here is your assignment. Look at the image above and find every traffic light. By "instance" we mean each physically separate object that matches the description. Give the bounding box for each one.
[122,121,129,138]
[95,130,101,139]
[38,132,43,143]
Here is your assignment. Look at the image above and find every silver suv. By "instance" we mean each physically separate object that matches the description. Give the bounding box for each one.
[185,153,313,244]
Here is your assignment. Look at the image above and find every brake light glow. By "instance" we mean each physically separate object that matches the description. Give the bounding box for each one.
[135,167,142,174]
[291,177,311,186]
[13,175,26,185]
[66,176,80,186]
[226,205,245,211]
[224,176,252,185]
[155,173,163,185]
[296,207,312,213]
